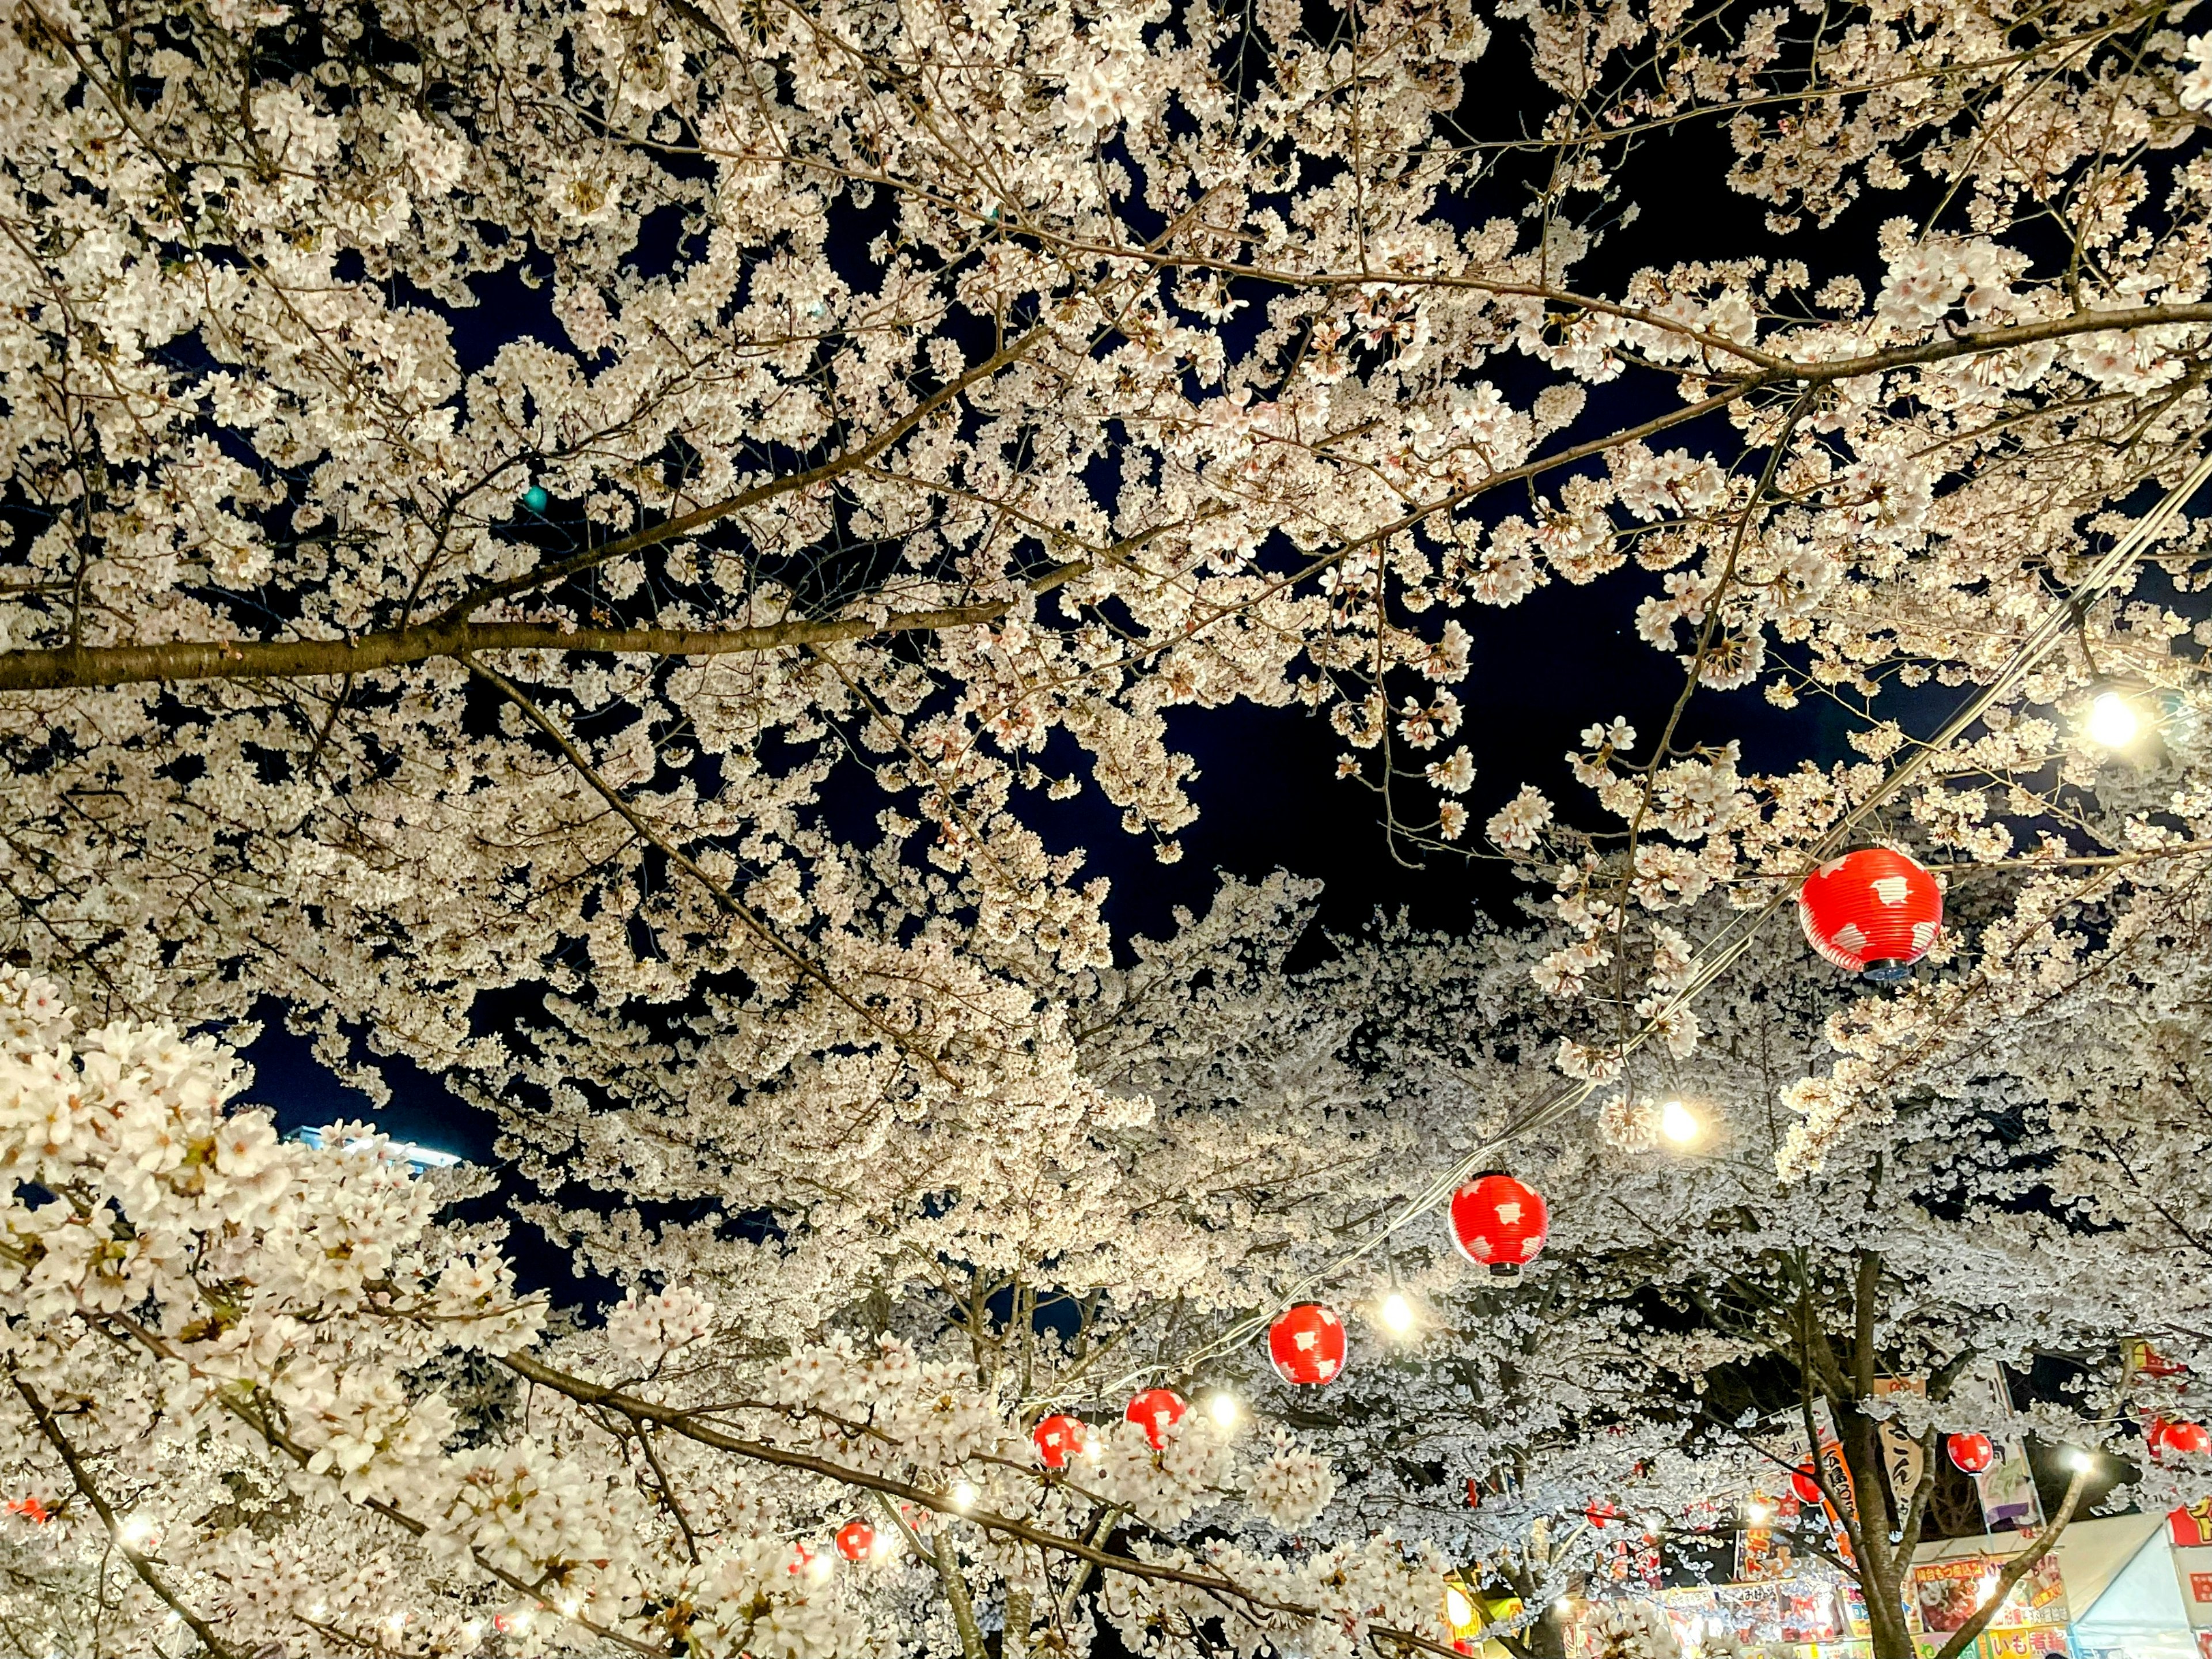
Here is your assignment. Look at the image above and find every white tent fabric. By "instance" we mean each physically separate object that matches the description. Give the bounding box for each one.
[2054,1516,2196,1659]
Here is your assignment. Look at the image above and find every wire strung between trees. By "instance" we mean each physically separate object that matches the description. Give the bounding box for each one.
[1062,445,2212,1407]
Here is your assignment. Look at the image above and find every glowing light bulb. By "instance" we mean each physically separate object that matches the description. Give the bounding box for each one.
[388,1612,408,1634]
[308,1604,328,1623]
[1445,1588,1475,1627]
[1745,1500,1773,1524]
[950,1480,978,1511]
[807,1552,835,1582]
[1659,1100,1700,1144]
[2087,691,2141,747]
[117,1514,154,1549]
[2060,1446,2094,1472]
[1208,1392,1240,1429]
[1380,1291,1416,1336]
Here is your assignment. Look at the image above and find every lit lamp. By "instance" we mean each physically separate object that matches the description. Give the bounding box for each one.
[1659,1100,1700,1145]
[2080,676,2166,751]
[1380,1290,1416,1337]
[2085,690,2141,747]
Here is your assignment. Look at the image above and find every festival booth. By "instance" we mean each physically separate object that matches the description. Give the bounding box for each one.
[1556,1513,2208,1659]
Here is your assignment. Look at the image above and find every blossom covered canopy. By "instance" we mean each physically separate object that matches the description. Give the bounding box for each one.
[7,0,2212,1656]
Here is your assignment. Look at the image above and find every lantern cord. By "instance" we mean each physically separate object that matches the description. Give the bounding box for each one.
[1051,445,2212,1408]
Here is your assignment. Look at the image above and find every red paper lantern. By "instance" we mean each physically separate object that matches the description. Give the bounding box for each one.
[786,1542,815,1575]
[1947,1432,1995,1475]
[1268,1302,1347,1386]
[1791,1463,1821,1505]
[1449,1173,1549,1275]
[2153,1419,2212,1457]
[1126,1388,1187,1449]
[1798,848,1944,982]
[835,1521,874,1561]
[1033,1414,1087,1469]
[1465,1479,1482,1510]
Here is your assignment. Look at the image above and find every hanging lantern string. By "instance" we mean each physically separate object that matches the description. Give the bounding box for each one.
[1050,446,2212,1411]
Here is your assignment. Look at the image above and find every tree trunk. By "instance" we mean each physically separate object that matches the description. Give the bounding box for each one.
[934,1528,988,1659]
[999,1589,1032,1658]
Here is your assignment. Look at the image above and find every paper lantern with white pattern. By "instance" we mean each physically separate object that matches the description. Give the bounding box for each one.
[1449,1173,1549,1275]
[835,1521,874,1560]
[1126,1388,1187,1449]
[2152,1418,2212,1457]
[1946,1432,1995,1474]
[1032,1413,1086,1469]
[1267,1302,1347,1385]
[1798,847,1943,982]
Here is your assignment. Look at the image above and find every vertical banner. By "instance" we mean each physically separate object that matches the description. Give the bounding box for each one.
[1978,1441,2045,1533]
[1810,1399,1861,1566]
[1956,1363,2044,1532]
[1875,1376,1929,1505]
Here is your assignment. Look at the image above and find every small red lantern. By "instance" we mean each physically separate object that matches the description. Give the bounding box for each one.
[1268,1302,1347,1386]
[3,1497,48,1525]
[1465,1479,1482,1510]
[2153,1419,2212,1457]
[1033,1414,1087,1469]
[1798,847,1943,982]
[1126,1388,1187,1449]
[1790,1463,1821,1505]
[1947,1432,1996,1475]
[1449,1173,1549,1275]
[835,1521,873,1561]
[786,1542,815,1575]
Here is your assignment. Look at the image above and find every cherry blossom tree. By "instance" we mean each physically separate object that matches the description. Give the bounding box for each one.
[10,1,2212,1657]
[5,0,2212,1104]
[0,957,1474,1659]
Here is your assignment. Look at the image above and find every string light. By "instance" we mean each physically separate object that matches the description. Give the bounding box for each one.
[1380,1291,1416,1336]
[949,1480,978,1510]
[1659,1100,1700,1144]
[1207,1392,1240,1429]
[2059,1446,2094,1472]
[1745,1499,1774,1524]
[2086,691,2142,747]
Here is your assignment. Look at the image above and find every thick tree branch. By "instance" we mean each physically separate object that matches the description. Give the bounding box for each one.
[1931,1463,2092,1659]
[0,605,1020,695]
